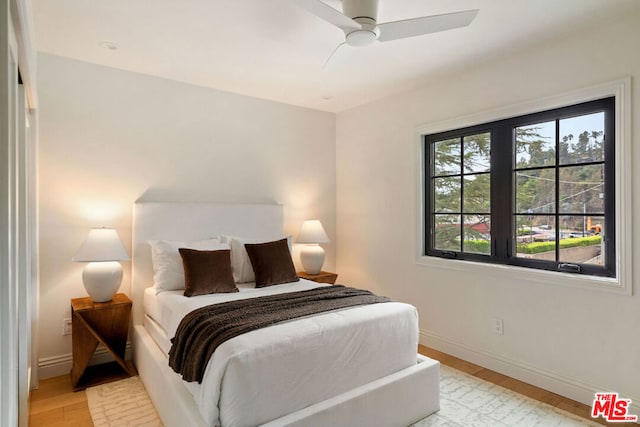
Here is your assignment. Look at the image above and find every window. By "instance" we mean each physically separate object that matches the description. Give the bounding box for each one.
[424,97,615,278]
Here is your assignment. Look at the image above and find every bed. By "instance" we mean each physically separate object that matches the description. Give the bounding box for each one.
[131,202,440,427]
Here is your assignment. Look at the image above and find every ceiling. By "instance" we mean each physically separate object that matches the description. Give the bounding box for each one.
[32,0,638,112]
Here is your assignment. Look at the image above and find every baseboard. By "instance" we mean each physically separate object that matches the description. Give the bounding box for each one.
[38,342,132,381]
[420,329,640,422]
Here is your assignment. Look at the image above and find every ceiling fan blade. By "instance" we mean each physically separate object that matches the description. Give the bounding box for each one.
[378,9,478,42]
[296,0,362,32]
[322,42,351,70]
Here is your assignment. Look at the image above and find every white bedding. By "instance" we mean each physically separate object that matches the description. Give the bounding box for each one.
[143,279,419,427]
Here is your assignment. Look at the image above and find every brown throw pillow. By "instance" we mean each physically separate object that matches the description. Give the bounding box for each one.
[244,238,299,288]
[179,248,238,297]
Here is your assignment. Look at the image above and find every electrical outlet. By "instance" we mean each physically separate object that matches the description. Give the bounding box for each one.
[62,318,72,336]
[493,317,504,335]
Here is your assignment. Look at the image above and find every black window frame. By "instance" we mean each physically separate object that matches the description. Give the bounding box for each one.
[424,97,616,278]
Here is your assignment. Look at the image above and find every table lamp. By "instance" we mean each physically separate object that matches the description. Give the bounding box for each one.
[296,220,329,274]
[73,227,130,302]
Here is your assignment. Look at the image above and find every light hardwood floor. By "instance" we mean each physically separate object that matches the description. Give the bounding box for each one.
[29,346,635,426]
[29,374,92,427]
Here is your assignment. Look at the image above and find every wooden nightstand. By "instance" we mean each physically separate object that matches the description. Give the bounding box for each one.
[297,270,338,284]
[70,293,136,391]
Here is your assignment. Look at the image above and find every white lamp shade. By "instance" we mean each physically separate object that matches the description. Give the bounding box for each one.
[74,228,129,302]
[296,220,329,244]
[73,228,130,262]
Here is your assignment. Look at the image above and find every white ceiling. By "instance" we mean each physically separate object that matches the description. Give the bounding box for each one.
[32,0,638,112]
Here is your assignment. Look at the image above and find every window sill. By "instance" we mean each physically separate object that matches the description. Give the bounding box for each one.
[415,255,630,296]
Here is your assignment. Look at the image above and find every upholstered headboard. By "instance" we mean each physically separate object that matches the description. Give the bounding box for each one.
[131,202,284,325]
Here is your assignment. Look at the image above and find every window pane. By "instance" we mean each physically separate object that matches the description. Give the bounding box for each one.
[515,169,556,214]
[559,112,605,165]
[462,215,491,254]
[559,216,604,266]
[433,215,460,251]
[434,177,461,213]
[463,133,491,173]
[515,215,556,259]
[433,138,461,176]
[559,164,604,214]
[463,173,490,213]
[515,121,555,168]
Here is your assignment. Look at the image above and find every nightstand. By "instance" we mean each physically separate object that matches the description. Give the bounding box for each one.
[70,293,136,391]
[297,270,338,284]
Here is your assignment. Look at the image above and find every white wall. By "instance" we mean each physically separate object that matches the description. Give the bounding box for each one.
[336,10,640,412]
[37,53,336,377]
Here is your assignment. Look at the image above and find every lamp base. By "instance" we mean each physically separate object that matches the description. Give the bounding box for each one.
[82,261,123,302]
[300,244,325,275]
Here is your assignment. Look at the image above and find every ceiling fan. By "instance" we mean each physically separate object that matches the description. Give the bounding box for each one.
[296,0,479,66]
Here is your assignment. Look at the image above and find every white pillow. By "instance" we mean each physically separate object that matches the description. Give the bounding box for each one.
[149,238,229,294]
[227,236,292,284]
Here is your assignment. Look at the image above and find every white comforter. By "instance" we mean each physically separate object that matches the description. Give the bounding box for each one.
[146,279,419,427]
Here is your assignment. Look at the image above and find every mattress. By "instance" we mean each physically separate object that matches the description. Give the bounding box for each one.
[143,280,419,427]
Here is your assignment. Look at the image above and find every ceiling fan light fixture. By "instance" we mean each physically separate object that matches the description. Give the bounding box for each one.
[346,29,378,47]
[345,19,380,47]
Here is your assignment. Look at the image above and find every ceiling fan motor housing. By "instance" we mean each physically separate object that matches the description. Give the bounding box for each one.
[342,0,378,21]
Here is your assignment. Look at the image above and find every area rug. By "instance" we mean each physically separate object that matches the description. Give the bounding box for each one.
[86,376,163,426]
[412,366,599,426]
[86,369,599,427]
